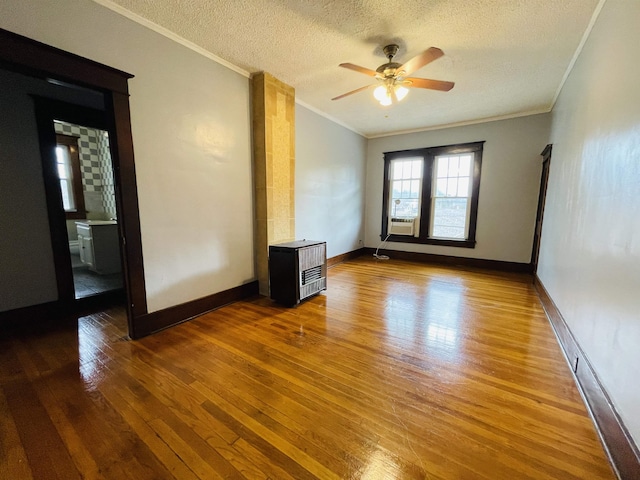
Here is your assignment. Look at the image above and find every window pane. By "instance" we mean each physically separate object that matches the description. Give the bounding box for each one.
[55,144,77,212]
[401,180,411,198]
[436,178,447,196]
[392,180,402,198]
[449,157,459,177]
[410,179,420,197]
[458,177,470,196]
[402,161,413,179]
[411,160,422,178]
[392,158,423,180]
[432,198,468,238]
[391,198,419,218]
[446,178,457,196]
[459,155,472,175]
[433,225,465,239]
[393,162,403,179]
[437,157,448,178]
[60,180,74,210]
[57,163,68,179]
[55,146,65,163]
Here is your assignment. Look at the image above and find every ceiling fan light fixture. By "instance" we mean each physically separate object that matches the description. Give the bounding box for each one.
[373,83,409,106]
[373,84,388,102]
[395,85,409,101]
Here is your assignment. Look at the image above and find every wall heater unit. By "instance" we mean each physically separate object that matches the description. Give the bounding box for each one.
[269,240,327,306]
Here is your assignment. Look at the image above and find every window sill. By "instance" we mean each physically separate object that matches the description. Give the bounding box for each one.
[381,234,476,249]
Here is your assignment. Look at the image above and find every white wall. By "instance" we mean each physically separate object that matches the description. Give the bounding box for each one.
[0,0,255,312]
[295,105,367,259]
[539,0,640,446]
[365,114,551,263]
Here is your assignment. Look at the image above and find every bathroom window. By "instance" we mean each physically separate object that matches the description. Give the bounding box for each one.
[55,134,86,219]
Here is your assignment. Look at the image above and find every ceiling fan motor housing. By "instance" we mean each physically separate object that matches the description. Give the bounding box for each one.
[377,44,402,76]
[376,62,402,76]
[382,44,399,59]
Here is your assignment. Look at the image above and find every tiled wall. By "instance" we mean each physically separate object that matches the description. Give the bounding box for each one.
[252,72,296,295]
[54,121,117,218]
[97,131,117,217]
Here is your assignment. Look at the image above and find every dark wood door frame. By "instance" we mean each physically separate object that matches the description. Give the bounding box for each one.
[0,28,147,337]
[531,144,552,273]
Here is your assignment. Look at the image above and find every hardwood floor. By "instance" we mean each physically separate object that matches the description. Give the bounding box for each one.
[0,258,615,479]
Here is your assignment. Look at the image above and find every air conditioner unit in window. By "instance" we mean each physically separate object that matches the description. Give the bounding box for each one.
[389,218,415,236]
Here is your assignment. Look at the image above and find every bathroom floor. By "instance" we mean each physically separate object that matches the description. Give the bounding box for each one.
[71,253,123,298]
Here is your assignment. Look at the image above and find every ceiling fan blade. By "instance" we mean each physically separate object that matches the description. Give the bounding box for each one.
[339,63,379,77]
[405,77,455,92]
[399,47,444,77]
[332,84,374,101]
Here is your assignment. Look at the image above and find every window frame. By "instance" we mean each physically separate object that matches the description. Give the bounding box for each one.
[381,141,484,248]
[55,134,86,219]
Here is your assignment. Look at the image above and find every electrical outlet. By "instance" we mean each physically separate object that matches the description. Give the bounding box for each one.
[358,239,363,245]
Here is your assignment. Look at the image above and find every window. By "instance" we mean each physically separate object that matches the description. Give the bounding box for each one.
[389,157,423,218]
[55,134,86,219]
[431,153,473,239]
[381,141,484,248]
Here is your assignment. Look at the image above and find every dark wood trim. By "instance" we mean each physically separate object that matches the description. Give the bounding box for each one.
[33,101,75,304]
[327,248,365,268]
[74,289,127,316]
[0,290,125,334]
[363,247,532,273]
[381,158,391,237]
[467,144,483,244]
[378,235,476,248]
[106,91,147,324]
[382,142,485,158]
[133,281,260,339]
[534,276,640,480]
[31,96,107,129]
[531,144,552,271]
[55,134,87,219]
[0,301,66,330]
[0,28,132,95]
[541,143,553,159]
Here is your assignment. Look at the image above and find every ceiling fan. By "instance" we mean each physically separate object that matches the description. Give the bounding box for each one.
[332,44,454,106]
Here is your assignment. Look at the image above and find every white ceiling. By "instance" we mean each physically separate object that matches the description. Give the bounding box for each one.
[98,0,602,138]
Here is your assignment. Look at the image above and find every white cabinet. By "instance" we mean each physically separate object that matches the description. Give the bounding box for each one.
[75,221,121,274]
[78,232,94,267]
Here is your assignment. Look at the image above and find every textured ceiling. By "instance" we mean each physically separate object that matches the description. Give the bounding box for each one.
[98,0,601,137]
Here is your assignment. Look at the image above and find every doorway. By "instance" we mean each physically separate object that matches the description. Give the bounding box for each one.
[35,98,126,304]
[0,28,147,338]
[54,121,124,299]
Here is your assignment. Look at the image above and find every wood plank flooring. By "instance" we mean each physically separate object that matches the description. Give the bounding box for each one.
[0,258,615,479]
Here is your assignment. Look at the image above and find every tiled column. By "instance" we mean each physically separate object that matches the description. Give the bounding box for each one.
[252,72,295,296]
